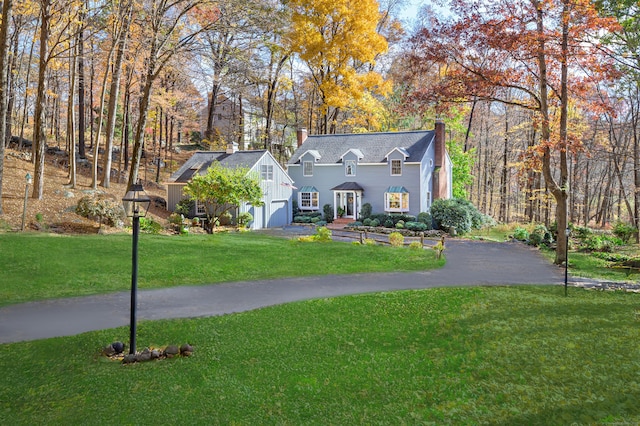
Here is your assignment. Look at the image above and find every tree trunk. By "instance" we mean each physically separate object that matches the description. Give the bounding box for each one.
[32,0,51,200]
[67,34,77,188]
[101,0,132,188]
[77,5,86,159]
[0,0,14,213]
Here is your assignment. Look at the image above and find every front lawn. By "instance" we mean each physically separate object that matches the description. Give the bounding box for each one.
[0,232,443,306]
[1,286,638,424]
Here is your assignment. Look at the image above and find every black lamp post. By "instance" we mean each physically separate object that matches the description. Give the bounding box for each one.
[564,227,570,297]
[122,183,151,355]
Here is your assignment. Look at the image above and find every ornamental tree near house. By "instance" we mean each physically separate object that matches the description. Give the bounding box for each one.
[182,162,263,230]
[408,0,620,264]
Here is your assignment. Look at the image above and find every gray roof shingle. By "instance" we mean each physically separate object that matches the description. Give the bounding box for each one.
[288,130,435,165]
[169,150,267,183]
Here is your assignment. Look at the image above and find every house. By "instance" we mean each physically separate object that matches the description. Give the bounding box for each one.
[286,121,452,221]
[166,143,294,229]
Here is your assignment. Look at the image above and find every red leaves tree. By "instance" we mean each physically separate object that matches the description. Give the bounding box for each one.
[408,0,620,264]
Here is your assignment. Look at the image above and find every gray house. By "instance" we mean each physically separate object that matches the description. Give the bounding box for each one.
[166,143,294,229]
[286,121,452,221]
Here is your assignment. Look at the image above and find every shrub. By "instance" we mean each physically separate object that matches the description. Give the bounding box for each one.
[362,218,372,226]
[572,225,591,240]
[613,222,637,243]
[237,212,253,228]
[175,199,194,216]
[582,235,623,252]
[315,220,327,227]
[389,232,404,247]
[405,221,428,232]
[409,241,423,250]
[513,227,529,241]
[430,198,472,234]
[313,226,332,242]
[360,203,372,219]
[294,215,312,223]
[395,221,405,229]
[528,224,553,247]
[370,218,380,227]
[348,221,363,227]
[139,217,163,234]
[76,195,125,227]
[384,219,394,228]
[363,238,377,246]
[323,204,334,223]
[417,212,432,228]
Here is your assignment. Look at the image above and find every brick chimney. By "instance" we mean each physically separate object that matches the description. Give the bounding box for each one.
[296,128,308,147]
[434,119,445,168]
[226,141,238,154]
[432,120,448,200]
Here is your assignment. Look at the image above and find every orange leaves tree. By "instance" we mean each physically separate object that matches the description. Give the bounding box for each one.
[409,0,620,264]
[288,0,391,134]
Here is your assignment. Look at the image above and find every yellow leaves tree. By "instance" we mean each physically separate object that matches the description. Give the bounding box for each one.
[288,0,390,134]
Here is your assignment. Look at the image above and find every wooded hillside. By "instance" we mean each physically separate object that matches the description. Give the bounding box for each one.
[0,0,638,244]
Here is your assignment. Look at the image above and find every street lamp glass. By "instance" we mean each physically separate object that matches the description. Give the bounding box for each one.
[25,172,32,185]
[122,184,151,218]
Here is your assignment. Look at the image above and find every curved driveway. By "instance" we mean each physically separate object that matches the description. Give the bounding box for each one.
[0,239,565,344]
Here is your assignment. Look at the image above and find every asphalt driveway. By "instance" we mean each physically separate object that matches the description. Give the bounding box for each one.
[0,239,566,344]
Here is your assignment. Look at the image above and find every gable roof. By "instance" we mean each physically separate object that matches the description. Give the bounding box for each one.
[168,150,268,184]
[288,130,435,165]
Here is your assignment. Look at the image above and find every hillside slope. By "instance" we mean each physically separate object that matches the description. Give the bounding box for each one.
[0,148,170,233]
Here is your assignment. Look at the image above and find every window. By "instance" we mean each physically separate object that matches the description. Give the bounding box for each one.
[196,201,207,216]
[385,191,409,212]
[261,164,273,181]
[345,160,356,176]
[391,159,402,176]
[303,161,313,176]
[299,191,319,210]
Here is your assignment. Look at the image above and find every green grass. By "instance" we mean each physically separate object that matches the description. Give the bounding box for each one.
[0,232,443,306]
[1,286,639,424]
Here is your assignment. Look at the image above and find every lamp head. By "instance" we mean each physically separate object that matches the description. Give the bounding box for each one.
[122,183,151,218]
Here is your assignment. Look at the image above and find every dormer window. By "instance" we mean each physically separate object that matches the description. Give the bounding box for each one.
[345,160,356,176]
[303,161,313,176]
[391,159,402,176]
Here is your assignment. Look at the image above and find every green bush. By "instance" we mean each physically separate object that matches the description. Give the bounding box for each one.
[175,199,194,216]
[582,235,623,253]
[139,217,163,234]
[370,218,380,227]
[409,241,423,250]
[323,204,334,223]
[613,222,637,243]
[389,232,404,247]
[363,238,377,246]
[528,224,553,247]
[363,218,372,226]
[348,221,363,227]
[573,225,592,240]
[293,215,312,223]
[430,198,473,234]
[417,212,432,228]
[360,203,372,219]
[395,220,405,229]
[405,221,428,232]
[384,219,394,228]
[313,226,332,242]
[315,220,327,227]
[237,212,253,228]
[513,227,529,241]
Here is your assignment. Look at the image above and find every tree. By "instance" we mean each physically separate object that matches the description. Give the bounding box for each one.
[288,0,390,134]
[182,162,263,230]
[127,0,219,190]
[0,0,14,214]
[408,0,619,264]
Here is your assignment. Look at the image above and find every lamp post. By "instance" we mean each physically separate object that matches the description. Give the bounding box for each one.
[21,173,32,231]
[122,183,151,355]
[564,227,570,297]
